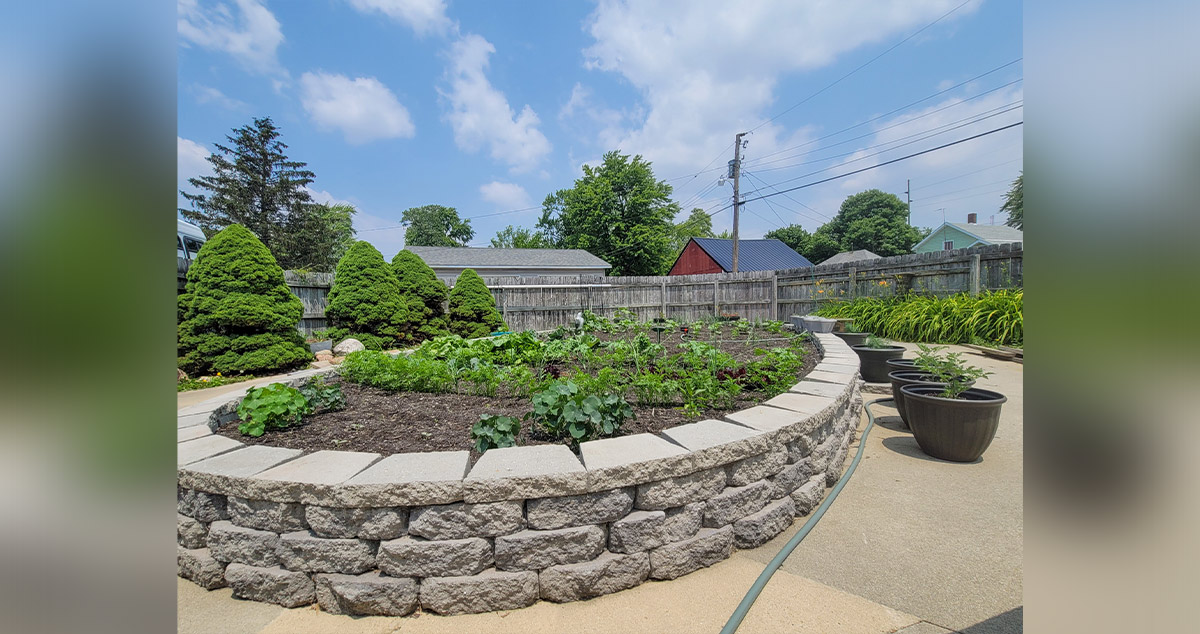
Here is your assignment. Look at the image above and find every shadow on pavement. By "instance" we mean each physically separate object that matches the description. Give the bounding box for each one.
[958,606,1023,633]
[880,435,984,465]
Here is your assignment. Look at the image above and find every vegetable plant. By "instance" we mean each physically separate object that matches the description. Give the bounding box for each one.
[236,383,312,437]
[530,380,634,444]
[470,414,523,453]
[299,377,346,413]
[863,334,893,349]
[913,344,991,398]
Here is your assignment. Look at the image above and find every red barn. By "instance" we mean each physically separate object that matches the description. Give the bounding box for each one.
[668,238,814,275]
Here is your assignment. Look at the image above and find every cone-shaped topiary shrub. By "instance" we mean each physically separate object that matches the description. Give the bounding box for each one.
[392,249,449,342]
[178,224,312,375]
[325,241,419,349]
[447,269,507,338]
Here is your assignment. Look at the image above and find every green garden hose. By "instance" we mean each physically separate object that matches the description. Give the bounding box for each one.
[718,397,892,634]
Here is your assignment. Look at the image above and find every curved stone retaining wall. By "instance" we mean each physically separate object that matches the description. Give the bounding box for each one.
[177,332,863,616]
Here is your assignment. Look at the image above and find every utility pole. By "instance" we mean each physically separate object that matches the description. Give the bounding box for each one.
[731,131,748,272]
[905,179,912,226]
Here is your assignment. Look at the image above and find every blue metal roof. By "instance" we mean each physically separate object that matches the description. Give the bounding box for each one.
[691,238,814,272]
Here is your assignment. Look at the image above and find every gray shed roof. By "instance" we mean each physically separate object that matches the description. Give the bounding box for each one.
[689,238,814,272]
[819,249,881,266]
[948,223,1023,243]
[403,246,611,270]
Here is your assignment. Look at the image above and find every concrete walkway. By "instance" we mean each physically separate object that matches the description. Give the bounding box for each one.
[178,343,1022,633]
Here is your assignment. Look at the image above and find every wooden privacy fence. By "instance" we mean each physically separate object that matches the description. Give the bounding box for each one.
[278,242,1022,335]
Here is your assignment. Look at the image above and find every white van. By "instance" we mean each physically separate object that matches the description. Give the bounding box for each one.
[178,219,207,281]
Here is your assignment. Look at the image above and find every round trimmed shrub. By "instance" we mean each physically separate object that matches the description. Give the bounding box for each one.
[178,224,312,375]
[325,241,419,349]
[392,250,449,341]
[447,269,507,339]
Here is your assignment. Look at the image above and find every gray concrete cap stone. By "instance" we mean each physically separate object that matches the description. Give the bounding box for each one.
[763,392,836,416]
[227,497,308,532]
[791,475,826,516]
[276,530,377,574]
[725,447,788,486]
[579,433,694,491]
[539,551,650,603]
[178,412,211,429]
[408,500,524,540]
[177,513,208,549]
[419,568,539,615]
[207,520,281,567]
[314,571,418,616]
[250,450,380,504]
[648,526,733,580]
[493,525,606,571]
[634,467,726,510]
[464,445,586,503]
[377,536,493,578]
[789,380,849,399]
[224,563,316,608]
[178,435,243,466]
[526,488,634,530]
[178,425,211,442]
[659,419,777,471]
[305,505,408,540]
[733,496,796,549]
[806,369,857,384]
[703,480,774,528]
[177,547,227,589]
[724,405,806,434]
[336,451,469,507]
[178,446,303,493]
[816,362,859,374]
[608,510,666,554]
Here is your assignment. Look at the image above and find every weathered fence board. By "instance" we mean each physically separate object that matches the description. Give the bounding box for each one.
[265,243,1021,335]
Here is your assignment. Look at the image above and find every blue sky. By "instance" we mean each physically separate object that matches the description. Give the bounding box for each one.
[178,0,1022,260]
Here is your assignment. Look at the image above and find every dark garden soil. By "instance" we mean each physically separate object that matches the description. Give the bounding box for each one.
[217,330,820,462]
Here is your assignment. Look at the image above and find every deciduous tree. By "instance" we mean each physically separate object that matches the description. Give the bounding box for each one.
[402,204,474,247]
[1002,173,1023,230]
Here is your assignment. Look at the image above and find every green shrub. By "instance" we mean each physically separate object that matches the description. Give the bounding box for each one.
[392,250,450,341]
[447,269,507,338]
[237,383,311,437]
[471,414,523,453]
[177,224,312,375]
[326,241,421,348]
[815,290,1022,346]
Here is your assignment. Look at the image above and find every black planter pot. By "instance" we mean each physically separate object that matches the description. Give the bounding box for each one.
[851,345,906,382]
[887,371,942,427]
[900,385,1007,462]
[833,331,869,347]
[885,358,918,373]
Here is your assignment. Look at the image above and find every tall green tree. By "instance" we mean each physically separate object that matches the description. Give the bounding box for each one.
[818,189,926,258]
[763,224,812,254]
[1002,173,1023,230]
[402,204,474,247]
[537,151,680,276]
[179,117,354,271]
[489,225,554,249]
[325,241,420,349]
[668,208,715,255]
[392,250,449,341]
[177,225,311,375]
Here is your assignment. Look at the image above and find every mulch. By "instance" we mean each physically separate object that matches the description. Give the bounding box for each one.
[215,329,819,462]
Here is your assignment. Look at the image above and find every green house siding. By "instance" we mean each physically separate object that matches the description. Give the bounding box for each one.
[914,225,983,253]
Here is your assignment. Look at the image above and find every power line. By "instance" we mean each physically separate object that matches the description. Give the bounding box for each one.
[913,177,1020,203]
[742,170,829,223]
[911,158,1022,191]
[748,0,980,133]
[356,204,543,233]
[913,186,1011,207]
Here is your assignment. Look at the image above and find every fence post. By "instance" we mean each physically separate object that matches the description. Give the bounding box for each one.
[970,254,981,295]
[713,281,720,315]
[848,267,857,299]
[660,279,667,317]
[771,273,779,320]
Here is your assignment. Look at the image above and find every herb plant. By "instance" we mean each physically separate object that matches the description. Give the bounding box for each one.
[300,377,346,413]
[863,334,893,349]
[236,383,312,437]
[912,344,991,398]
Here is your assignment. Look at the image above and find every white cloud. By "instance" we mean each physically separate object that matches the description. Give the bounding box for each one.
[441,34,552,173]
[580,0,975,183]
[300,71,416,144]
[190,83,247,110]
[479,181,532,210]
[345,0,454,36]
[178,0,286,75]
[177,136,212,187]
[304,187,355,207]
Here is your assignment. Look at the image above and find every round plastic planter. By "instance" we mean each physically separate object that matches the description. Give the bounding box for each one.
[851,345,906,382]
[899,384,1007,462]
[885,358,917,373]
[887,371,977,428]
[832,331,869,347]
[801,316,837,333]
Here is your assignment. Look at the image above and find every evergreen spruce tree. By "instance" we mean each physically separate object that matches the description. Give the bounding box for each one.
[178,224,312,375]
[447,269,507,338]
[391,250,449,341]
[325,241,419,349]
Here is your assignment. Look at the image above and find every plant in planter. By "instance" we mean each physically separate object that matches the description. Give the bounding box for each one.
[900,347,1005,462]
[851,335,906,382]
